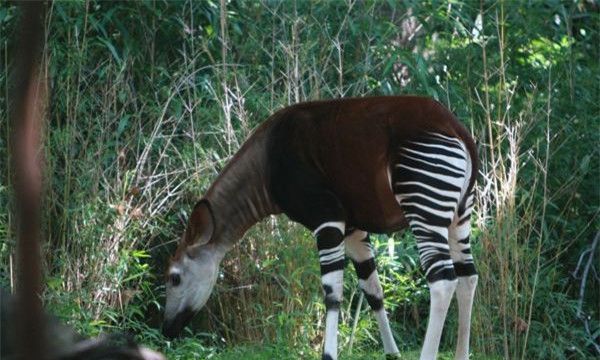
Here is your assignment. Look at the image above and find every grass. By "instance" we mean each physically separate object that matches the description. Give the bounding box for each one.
[151,337,502,360]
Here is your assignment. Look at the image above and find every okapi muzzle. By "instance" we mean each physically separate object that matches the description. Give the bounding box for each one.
[163,201,226,338]
[162,307,196,339]
[162,244,223,338]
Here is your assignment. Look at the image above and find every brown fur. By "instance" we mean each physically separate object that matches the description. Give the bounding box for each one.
[265,96,477,232]
[172,96,477,255]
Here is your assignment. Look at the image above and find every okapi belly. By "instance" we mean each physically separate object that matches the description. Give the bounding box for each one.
[333,162,409,234]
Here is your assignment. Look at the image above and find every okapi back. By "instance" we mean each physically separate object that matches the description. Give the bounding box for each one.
[265,96,477,233]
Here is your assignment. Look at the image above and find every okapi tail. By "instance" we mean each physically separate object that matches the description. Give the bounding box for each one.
[454,116,478,213]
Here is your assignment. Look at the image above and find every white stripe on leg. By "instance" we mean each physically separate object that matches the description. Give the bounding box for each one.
[420,279,457,360]
[314,221,345,236]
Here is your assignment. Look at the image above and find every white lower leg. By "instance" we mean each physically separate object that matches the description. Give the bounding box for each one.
[455,275,478,360]
[324,308,340,359]
[359,273,399,355]
[322,270,343,360]
[374,308,399,354]
[420,279,458,360]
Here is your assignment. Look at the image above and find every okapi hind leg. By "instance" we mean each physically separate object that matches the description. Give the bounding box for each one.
[393,132,470,360]
[395,200,460,360]
[416,228,458,360]
[315,221,346,360]
[345,230,400,357]
[449,192,478,360]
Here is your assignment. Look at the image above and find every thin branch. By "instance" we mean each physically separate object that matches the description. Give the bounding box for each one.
[348,291,364,353]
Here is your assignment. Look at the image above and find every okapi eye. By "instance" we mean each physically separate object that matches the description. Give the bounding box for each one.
[170,273,181,286]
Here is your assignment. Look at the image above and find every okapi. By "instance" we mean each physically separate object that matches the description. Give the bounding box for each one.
[162,96,478,360]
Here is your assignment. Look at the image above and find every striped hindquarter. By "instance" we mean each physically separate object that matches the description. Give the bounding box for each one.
[393,132,478,360]
[393,132,476,282]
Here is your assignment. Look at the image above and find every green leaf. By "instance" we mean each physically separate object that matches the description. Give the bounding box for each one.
[116,115,130,137]
[98,37,122,65]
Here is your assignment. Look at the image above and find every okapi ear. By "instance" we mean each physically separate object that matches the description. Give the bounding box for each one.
[183,199,215,246]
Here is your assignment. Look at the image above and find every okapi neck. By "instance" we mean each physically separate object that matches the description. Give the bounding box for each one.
[204,128,278,247]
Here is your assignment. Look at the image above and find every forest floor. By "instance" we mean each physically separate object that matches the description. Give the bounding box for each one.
[156,340,503,360]
[206,347,501,360]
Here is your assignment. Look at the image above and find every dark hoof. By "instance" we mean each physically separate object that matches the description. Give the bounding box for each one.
[385,354,401,360]
[322,354,334,360]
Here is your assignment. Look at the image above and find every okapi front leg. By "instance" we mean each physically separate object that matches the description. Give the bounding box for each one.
[315,222,346,360]
[345,230,399,357]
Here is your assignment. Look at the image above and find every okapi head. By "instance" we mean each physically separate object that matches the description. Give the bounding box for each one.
[162,199,226,339]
